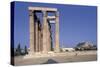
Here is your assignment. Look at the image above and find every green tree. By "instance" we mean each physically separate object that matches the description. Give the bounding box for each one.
[16,43,21,55]
[24,45,28,54]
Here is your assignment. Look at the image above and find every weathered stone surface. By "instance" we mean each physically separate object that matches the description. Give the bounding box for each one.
[29,10,35,54]
[55,11,60,52]
[42,11,48,53]
[29,7,60,56]
[28,7,57,12]
[35,21,39,52]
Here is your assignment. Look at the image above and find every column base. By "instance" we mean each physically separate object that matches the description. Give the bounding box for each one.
[54,49,60,53]
[24,51,56,59]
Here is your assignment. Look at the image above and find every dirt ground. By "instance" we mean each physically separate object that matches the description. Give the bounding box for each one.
[14,51,97,66]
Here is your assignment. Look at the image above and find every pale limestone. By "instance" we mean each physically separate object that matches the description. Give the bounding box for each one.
[28,7,60,58]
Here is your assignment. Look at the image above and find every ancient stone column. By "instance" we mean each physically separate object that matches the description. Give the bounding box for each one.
[40,28,43,52]
[46,22,49,51]
[47,21,51,51]
[35,21,39,52]
[55,11,60,52]
[29,10,34,54]
[38,26,40,52]
[49,23,52,51]
[38,23,41,52]
[42,11,48,53]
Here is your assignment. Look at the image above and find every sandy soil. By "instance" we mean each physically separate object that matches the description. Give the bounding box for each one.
[14,51,97,66]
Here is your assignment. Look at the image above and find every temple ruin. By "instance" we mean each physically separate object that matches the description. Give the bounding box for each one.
[29,7,60,54]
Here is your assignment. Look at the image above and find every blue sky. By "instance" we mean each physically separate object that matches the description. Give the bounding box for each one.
[13,1,97,48]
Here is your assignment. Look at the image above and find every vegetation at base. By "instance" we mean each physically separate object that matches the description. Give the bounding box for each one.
[14,43,28,56]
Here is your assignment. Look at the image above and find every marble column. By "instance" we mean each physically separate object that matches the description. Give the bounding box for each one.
[29,10,34,54]
[47,22,51,51]
[46,22,49,51]
[38,23,41,52]
[35,21,39,52]
[55,11,60,52]
[40,28,43,52]
[42,11,48,53]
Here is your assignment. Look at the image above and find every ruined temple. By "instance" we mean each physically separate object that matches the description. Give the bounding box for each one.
[29,7,60,54]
